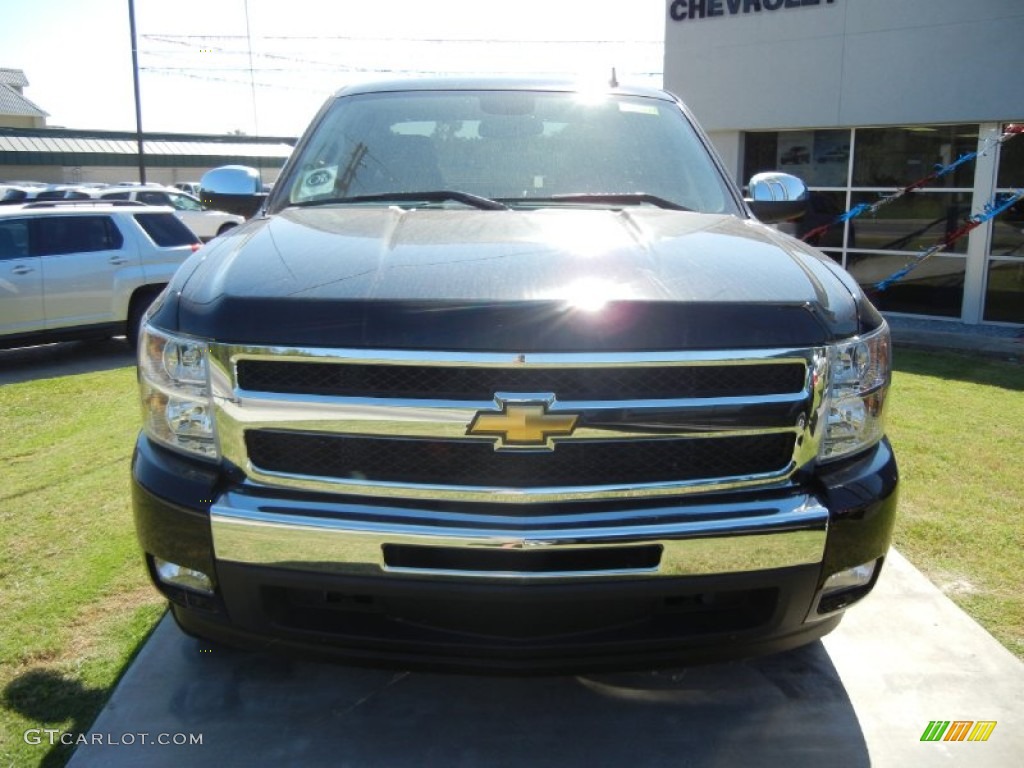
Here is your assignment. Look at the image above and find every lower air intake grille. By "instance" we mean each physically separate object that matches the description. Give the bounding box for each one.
[245,430,796,488]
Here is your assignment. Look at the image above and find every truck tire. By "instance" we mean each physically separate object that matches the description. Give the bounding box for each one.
[127,289,161,350]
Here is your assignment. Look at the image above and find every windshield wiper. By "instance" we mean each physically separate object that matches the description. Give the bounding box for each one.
[291,190,509,211]
[504,193,692,211]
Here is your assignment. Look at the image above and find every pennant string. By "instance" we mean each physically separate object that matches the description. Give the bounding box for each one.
[800,124,1022,250]
[874,189,1024,291]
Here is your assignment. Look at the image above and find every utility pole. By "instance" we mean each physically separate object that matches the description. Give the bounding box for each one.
[128,0,146,184]
[243,0,262,187]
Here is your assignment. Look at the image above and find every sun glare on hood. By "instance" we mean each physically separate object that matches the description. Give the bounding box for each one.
[541,277,638,313]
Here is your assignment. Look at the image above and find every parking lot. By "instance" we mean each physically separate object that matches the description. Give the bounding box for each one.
[0,337,133,386]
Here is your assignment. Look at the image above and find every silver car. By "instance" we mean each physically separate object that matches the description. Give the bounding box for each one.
[0,200,201,349]
[93,186,244,241]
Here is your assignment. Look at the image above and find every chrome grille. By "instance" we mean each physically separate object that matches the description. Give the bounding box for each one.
[209,345,828,503]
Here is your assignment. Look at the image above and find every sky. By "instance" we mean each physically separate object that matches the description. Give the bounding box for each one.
[1,0,666,137]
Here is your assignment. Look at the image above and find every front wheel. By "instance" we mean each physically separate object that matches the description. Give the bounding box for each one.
[215,222,238,237]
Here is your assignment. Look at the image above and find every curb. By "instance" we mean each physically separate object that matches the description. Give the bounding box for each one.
[890,328,1023,359]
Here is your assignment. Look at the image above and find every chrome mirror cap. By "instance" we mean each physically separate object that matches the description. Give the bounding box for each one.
[199,166,266,218]
[200,165,263,196]
[746,172,809,223]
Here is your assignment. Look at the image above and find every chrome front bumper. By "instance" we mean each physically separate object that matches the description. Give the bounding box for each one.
[211,491,828,583]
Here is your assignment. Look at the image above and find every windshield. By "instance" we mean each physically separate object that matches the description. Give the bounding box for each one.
[277,89,738,214]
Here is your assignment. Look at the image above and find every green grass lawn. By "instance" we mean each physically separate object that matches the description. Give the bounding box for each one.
[887,348,1024,659]
[0,346,1021,766]
[0,366,164,768]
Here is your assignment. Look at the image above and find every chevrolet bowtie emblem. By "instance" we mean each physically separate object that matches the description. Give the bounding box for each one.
[468,403,578,449]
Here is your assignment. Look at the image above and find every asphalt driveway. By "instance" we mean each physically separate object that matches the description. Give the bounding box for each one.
[0,338,133,385]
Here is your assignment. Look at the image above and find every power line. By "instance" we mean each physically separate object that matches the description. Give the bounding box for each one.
[140,66,664,84]
[142,33,663,45]
[139,36,663,76]
[140,68,326,92]
[136,29,664,96]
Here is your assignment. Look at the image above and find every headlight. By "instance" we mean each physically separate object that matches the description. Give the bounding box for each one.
[820,322,891,461]
[138,325,219,460]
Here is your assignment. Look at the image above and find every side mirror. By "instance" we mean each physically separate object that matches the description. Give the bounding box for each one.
[746,172,808,223]
[199,165,267,218]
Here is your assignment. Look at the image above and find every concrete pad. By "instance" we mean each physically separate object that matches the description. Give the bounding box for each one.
[66,550,1022,767]
[885,316,1024,360]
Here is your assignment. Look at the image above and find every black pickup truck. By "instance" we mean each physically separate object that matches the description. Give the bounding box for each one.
[132,79,897,672]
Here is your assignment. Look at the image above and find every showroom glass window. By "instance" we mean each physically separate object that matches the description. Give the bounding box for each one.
[986,125,1024,323]
[743,125,979,318]
[743,130,850,258]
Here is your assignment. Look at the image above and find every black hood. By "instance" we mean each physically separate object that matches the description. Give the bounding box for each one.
[158,206,866,351]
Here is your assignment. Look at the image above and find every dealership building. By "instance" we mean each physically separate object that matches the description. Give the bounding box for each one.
[664,0,1024,326]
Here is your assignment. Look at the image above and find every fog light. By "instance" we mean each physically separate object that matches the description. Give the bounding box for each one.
[822,560,877,595]
[153,557,214,595]
[815,559,880,616]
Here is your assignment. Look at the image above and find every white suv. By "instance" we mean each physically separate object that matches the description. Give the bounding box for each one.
[0,200,201,350]
[93,186,244,241]
[173,182,201,196]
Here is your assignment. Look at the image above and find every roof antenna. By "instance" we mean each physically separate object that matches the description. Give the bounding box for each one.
[609,67,619,88]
